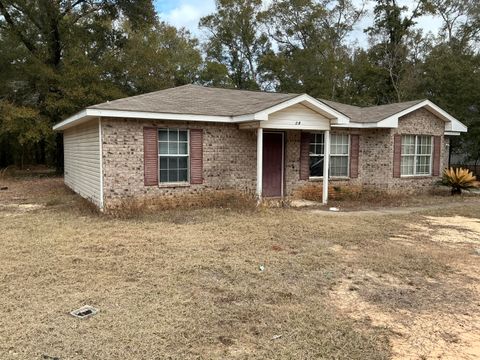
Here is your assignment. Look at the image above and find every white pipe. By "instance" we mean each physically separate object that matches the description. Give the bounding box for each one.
[322,130,330,204]
[256,128,263,198]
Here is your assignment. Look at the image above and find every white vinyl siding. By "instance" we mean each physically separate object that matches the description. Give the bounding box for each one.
[265,104,331,130]
[64,120,102,207]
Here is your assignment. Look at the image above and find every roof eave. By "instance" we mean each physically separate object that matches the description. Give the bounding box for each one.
[53,109,92,131]
[53,108,235,131]
[54,93,352,130]
[53,97,466,134]
[332,100,468,134]
[237,94,350,124]
[376,100,467,132]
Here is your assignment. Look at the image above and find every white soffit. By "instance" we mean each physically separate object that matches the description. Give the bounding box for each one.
[53,108,234,130]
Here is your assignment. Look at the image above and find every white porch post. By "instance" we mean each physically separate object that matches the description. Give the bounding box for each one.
[256,128,263,198]
[322,130,330,204]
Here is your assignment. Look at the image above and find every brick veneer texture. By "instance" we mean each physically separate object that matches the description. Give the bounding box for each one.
[101,108,449,206]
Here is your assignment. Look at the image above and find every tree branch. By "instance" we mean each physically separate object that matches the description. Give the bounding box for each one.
[8,2,43,30]
[0,0,38,56]
[61,0,88,17]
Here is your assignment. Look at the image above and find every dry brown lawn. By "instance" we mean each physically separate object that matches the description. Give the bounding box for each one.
[1,177,480,359]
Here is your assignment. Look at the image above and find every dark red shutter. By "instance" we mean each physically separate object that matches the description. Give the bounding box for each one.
[393,134,402,178]
[300,132,311,180]
[143,127,158,186]
[350,134,359,178]
[432,136,441,176]
[190,129,203,184]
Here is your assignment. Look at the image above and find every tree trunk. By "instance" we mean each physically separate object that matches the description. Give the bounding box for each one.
[448,138,452,168]
[20,147,24,170]
[451,187,462,195]
[55,133,64,173]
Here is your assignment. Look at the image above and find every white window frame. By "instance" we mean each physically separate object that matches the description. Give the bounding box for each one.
[158,128,190,184]
[309,132,325,179]
[329,134,350,178]
[400,135,433,177]
[309,132,350,179]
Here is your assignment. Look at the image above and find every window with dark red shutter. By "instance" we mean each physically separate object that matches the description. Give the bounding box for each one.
[299,132,311,180]
[143,127,159,186]
[393,134,402,178]
[190,129,203,184]
[350,134,359,178]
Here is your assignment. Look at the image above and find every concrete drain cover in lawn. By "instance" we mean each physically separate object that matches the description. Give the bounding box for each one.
[70,305,98,319]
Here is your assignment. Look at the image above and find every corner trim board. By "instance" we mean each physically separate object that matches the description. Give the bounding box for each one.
[98,117,104,209]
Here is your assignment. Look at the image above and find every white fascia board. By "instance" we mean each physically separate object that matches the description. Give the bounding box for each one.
[261,123,330,131]
[377,100,468,132]
[424,101,467,132]
[240,94,351,124]
[332,122,395,129]
[53,109,89,130]
[90,109,233,123]
[233,113,259,122]
[444,131,461,136]
[53,108,234,130]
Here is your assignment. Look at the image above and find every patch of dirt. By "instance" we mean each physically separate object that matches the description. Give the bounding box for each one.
[391,215,480,244]
[309,199,480,216]
[424,216,480,243]
[0,177,77,218]
[330,215,480,360]
[0,203,45,217]
[2,177,480,359]
[331,273,480,360]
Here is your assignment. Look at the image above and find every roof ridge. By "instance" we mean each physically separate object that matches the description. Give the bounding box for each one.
[361,99,427,122]
[197,85,299,96]
[317,98,429,123]
[362,99,425,109]
[320,98,425,109]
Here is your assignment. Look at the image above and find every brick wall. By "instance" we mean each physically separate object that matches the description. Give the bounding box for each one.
[357,128,392,189]
[285,130,306,194]
[101,118,256,207]
[388,108,447,191]
[101,108,450,206]
[289,108,449,195]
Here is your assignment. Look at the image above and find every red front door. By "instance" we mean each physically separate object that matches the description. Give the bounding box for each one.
[262,132,284,197]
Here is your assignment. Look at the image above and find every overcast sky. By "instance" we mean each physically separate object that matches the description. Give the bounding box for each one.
[154,0,443,47]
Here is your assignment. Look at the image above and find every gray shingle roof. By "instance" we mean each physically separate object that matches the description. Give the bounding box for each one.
[90,84,426,123]
[320,99,425,123]
[90,84,299,117]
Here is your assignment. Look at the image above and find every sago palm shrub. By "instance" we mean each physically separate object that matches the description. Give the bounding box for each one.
[441,167,478,195]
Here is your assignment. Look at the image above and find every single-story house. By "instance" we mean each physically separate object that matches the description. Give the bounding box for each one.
[53,84,467,209]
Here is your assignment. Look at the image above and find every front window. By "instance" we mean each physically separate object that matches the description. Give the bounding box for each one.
[309,133,350,178]
[330,134,349,177]
[158,129,189,183]
[309,133,325,177]
[401,135,432,176]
